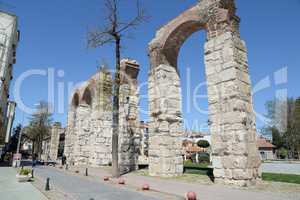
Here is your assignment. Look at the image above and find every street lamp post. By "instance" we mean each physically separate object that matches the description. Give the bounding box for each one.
[13,126,22,168]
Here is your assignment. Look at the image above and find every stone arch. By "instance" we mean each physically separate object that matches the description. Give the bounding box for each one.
[163,21,205,68]
[71,93,80,109]
[81,87,93,106]
[148,0,260,186]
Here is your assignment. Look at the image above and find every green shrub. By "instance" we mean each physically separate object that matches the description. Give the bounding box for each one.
[184,159,193,165]
[197,140,210,148]
[278,148,288,159]
[198,156,210,164]
[19,168,31,176]
[198,152,210,164]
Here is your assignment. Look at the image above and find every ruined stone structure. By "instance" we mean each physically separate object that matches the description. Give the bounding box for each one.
[136,121,149,165]
[64,68,113,167]
[148,0,261,185]
[49,122,65,161]
[118,59,140,174]
[65,59,140,173]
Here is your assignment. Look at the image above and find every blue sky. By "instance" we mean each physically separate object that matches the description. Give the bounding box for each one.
[4,0,300,132]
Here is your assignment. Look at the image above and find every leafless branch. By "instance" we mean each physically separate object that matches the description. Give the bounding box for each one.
[116,0,149,34]
[87,0,148,49]
[87,27,114,48]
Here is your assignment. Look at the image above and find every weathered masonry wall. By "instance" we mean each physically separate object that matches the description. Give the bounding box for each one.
[119,59,140,174]
[49,122,65,161]
[65,59,140,171]
[148,0,261,186]
[148,65,183,177]
[205,32,261,186]
[65,68,113,167]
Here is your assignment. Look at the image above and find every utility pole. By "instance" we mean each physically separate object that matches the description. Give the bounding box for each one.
[13,114,24,167]
[12,126,22,167]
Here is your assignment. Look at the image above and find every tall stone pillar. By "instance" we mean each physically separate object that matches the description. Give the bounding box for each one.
[148,64,184,177]
[65,109,79,165]
[74,104,91,165]
[204,3,261,186]
[118,59,140,174]
[205,34,261,185]
[65,93,79,164]
[205,33,261,185]
[49,122,62,161]
[89,69,113,166]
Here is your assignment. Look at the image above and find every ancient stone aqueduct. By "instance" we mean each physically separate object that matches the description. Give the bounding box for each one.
[64,0,261,186]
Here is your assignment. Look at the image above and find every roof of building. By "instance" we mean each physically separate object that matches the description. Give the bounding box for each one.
[184,131,208,138]
[182,140,206,153]
[185,146,203,153]
[140,121,149,129]
[257,137,276,149]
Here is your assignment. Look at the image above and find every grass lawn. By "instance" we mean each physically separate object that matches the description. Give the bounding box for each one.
[184,162,214,181]
[262,173,300,184]
[184,163,300,185]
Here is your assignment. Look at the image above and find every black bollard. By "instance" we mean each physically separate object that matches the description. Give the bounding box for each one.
[45,178,50,191]
[85,168,88,176]
[31,169,34,178]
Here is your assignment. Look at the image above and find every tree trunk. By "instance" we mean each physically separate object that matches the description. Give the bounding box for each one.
[32,140,35,156]
[112,36,121,178]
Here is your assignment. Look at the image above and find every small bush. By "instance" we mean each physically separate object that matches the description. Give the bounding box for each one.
[198,156,210,164]
[19,168,31,176]
[277,148,288,159]
[184,159,193,165]
[198,152,210,164]
[197,140,210,148]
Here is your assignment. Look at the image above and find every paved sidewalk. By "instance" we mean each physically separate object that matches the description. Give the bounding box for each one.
[0,167,47,200]
[65,165,300,200]
[34,166,170,200]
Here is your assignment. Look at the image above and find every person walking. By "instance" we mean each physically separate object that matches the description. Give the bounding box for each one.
[62,154,66,166]
[32,153,37,167]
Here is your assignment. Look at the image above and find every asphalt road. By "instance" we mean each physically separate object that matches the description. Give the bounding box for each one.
[34,167,160,200]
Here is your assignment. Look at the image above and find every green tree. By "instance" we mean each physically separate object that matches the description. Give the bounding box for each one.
[278,148,288,159]
[197,140,210,148]
[270,127,285,148]
[24,101,52,159]
[7,124,22,153]
[262,97,300,159]
[293,97,300,158]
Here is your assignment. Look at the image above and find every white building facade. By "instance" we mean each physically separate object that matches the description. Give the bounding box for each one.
[0,11,19,151]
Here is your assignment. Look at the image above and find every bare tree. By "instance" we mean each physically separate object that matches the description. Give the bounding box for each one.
[87,0,147,177]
